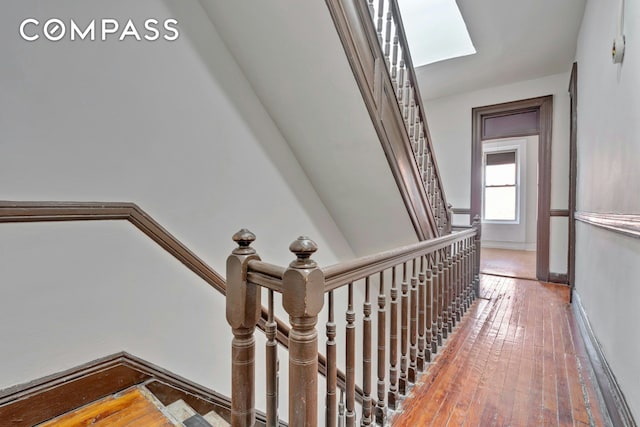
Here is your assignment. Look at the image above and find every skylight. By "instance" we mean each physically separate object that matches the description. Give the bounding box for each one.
[397,0,476,67]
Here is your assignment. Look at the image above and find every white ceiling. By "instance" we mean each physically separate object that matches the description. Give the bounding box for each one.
[415,0,587,100]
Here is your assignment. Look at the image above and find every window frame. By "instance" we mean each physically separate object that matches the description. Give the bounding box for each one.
[481,142,523,224]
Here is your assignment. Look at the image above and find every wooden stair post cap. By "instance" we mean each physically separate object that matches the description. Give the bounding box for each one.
[289,236,318,268]
[232,228,256,255]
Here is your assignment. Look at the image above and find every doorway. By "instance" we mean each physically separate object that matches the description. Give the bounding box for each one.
[471,96,553,282]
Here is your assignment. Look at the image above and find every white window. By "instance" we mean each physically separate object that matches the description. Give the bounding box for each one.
[483,147,520,222]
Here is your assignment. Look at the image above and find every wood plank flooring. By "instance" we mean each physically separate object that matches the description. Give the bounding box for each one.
[481,249,537,280]
[38,388,175,426]
[391,275,608,427]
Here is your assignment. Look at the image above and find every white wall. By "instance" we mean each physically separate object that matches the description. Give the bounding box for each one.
[574,0,640,419]
[423,72,571,274]
[0,0,357,415]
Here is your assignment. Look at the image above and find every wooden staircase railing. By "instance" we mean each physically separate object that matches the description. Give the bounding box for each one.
[325,0,452,238]
[226,219,481,426]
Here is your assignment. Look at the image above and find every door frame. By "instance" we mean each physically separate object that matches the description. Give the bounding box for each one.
[471,95,554,282]
[568,63,578,298]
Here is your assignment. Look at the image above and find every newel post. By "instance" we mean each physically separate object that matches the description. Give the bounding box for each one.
[226,229,261,427]
[446,203,454,234]
[282,236,325,427]
[472,215,482,296]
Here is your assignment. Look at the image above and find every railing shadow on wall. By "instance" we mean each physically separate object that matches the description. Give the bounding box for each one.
[226,217,481,427]
[325,0,452,238]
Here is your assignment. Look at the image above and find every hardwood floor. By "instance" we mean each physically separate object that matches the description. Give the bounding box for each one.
[391,275,609,427]
[38,388,175,426]
[481,248,537,280]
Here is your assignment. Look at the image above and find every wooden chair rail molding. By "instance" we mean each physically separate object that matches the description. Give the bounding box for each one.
[324,0,451,238]
[575,211,640,239]
[227,220,481,426]
[0,200,362,408]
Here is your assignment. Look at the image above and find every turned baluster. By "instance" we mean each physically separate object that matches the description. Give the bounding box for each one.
[457,242,465,317]
[473,215,482,297]
[437,250,446,341]
[429,157,436,206]
[397,57,405,106]
[467,236,473,301]
[326,291,337,427]
[469,236,476,303]
[452,243,460,326]
[361,277,372,426]
[282,236,324,427]
[413,105,421,158]
[226,229,261,427]
[368,0,375,20]
[448,245,456,329]
[418,126,426,177]
[425,255,434,361]
[409,91,416,151]
[406,86,414,132]
[437,190,444,235]
[408,258,418,383]
[376,0,384,46]
[338,390,345,427]
[391,25,399,90]
[388,266,399,409]
[376,272,387,425]
[384,6,392,65]
[464,237,473,310]
[345,283,356,427]
[266,290,279,427]
[458,242,464,318]
[449,248,457,330]
[432,253,441,351]
[426,154,434,205]
[444,251,453,334]
[399,262,409,395]
[417,255,426,371]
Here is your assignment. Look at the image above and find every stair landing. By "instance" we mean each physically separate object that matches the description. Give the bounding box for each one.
[38,388,174,426]
[36,386,229,427]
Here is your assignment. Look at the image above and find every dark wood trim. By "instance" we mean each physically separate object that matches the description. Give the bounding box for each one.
[324,0,443,239]
[471,95,554,282]
[0,201,360,405]
[452,207,471,215]
[572,296,638,427]
[575,212,640,239]
[568,62,578,299]
[548,273,568,284]
[0,352,286,427]
[550,209,570,217]
[481,109,540,140]
[0,201,226,293]
[0,353,148,426]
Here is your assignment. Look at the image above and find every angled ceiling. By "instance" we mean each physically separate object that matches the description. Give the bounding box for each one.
[415,0,587,100]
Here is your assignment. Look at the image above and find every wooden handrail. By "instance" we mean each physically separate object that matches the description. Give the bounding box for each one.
[387,0,450,223]
[0,201,227,293]
[323,229,475,291]
[325,0,453,237]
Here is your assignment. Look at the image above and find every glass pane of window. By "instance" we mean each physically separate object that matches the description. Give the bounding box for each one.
[485,164,516,186]
[484,186,516,220]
